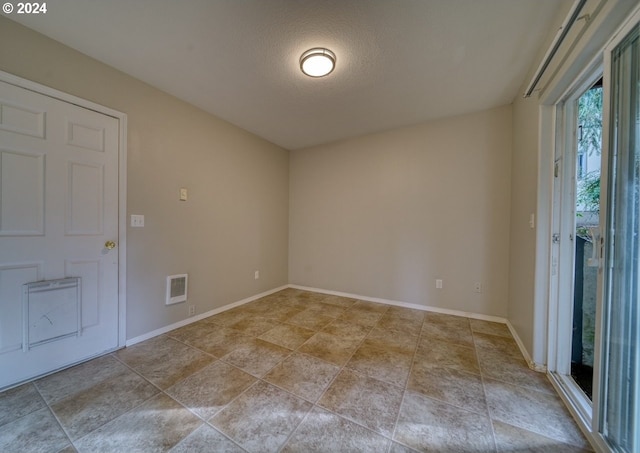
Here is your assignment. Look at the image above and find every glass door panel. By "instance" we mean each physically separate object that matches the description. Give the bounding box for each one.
[600,23,640,453]
[572,81,603,400]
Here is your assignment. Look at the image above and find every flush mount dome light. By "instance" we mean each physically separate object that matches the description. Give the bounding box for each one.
[300,48,336,77]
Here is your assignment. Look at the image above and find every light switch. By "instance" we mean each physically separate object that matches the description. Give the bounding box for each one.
[131,214,144,227]
[180,188,188,201]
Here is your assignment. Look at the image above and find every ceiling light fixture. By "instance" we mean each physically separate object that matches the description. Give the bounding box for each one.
[300,48,336,78]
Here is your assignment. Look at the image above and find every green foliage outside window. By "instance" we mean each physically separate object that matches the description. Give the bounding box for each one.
[577,171,601,214]
[578,86,603,159]
[577,87,602,217]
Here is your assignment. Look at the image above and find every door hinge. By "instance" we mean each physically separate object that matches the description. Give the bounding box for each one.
[552,233,560,244]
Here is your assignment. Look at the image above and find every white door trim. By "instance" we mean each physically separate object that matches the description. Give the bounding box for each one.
[0,70,128,348]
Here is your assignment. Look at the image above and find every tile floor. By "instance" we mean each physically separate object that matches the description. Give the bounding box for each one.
[0,289,593,452]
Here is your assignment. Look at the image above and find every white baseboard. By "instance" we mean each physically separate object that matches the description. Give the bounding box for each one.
[126,282,545,379]
[127,283,509,348]
[125,285,288,347]
[288,284,508,324]
[291,285,554,374]
[505,319,547,373]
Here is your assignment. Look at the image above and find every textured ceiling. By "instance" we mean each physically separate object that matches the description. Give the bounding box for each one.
[9,0,566,150]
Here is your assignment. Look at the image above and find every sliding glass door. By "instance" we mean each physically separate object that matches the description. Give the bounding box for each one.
[547,10,640,452]
[599,21,640,452]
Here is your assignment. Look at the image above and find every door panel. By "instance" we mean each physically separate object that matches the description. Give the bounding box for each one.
[0,80,120,389]
[65,259,101,329]
[0,99,45,138]
[0,263,41,353]
[599,21,640,452]
[67,161,104,235]
[0,149,44,235]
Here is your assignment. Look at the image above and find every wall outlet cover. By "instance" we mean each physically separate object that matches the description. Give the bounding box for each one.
[131,214,144,227]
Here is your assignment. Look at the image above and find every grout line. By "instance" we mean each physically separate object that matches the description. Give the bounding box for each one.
[311,307,386,394]
[162,335,221,362]
[7,288,581,453]
[69,389,161,446]
[274,401,312,453]
[165,390,210,423]
[389,312,425,447]
[31,382,75,452]
[307,304,402,443]
[169,422,248,453]
[110,351,167,394]
[150,298,331,438]
[36,355,168,449]
[158,385,226,451]
[207,378,262,421]
[472,328,500,453]
[255,303,377,451]
[274,300,402,449]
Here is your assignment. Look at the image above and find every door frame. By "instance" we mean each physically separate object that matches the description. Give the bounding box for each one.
[546,60,604,429]
[0,70,128,349]
[534,3,640,451]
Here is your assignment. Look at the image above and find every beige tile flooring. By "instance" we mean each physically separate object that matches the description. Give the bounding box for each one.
[0,288,593,453]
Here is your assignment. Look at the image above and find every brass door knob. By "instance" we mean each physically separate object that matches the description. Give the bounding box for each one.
[105,241,117,250]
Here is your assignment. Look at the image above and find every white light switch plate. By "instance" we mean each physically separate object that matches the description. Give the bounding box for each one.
[131,214,145,227]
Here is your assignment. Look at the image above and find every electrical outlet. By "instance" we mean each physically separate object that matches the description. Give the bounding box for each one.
[474,282,482,293]
[254,270,260,280]
[188,305,195,316]
[436,279,443,289]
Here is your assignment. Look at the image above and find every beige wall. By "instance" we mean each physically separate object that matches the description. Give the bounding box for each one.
[508,94,539,354]
[0,17,290,339]
[290,106,513,317]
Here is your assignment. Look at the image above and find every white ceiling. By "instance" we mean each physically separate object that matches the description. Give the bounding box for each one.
[10,0,566,150]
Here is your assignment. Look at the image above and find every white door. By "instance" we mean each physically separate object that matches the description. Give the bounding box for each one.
[0,80,120,389]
